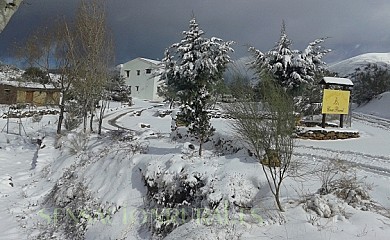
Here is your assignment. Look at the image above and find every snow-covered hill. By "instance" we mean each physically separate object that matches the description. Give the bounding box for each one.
[329,52,390,77]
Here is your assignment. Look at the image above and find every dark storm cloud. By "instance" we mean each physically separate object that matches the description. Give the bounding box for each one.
[1,0,390,65]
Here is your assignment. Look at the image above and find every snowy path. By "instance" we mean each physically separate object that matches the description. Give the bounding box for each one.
[101,105,136,131]
[102,100,164,131]
[353,112,390,131]
[295,145,390,176]
[296,113,390,176]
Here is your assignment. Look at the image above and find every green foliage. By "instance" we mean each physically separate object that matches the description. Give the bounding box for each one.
[226,74,252,101]
[106,69,131,102]
[351,63,390,105]
[157,80,178,108]
[23,66,49,84]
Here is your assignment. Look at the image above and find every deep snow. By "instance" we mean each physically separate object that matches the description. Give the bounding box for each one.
[0,95,390,239]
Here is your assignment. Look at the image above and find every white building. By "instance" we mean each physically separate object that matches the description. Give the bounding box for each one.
[119,57,163,101]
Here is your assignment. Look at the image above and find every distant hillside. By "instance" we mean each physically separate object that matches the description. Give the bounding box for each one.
[329,53,390,78]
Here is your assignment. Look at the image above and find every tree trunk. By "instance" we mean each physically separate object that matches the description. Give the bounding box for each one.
[89,108,94,132]
[98,100,107,135]
[83,112,87,133]
[57,104,65,134]
[198,136,203,156]
[275,189,284,212]
[98,115,103,135]
[56,93,65,134]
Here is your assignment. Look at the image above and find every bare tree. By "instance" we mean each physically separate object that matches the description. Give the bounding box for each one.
[14,20,75,134]
[67,0,114,133]
[15,0,113,134]
[226,73,295,212]
[0,0,23,33]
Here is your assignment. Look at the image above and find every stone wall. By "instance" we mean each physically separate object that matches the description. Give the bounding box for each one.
[297,129,360,140]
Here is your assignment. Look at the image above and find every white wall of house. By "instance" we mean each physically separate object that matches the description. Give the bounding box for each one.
[119,57,163,101]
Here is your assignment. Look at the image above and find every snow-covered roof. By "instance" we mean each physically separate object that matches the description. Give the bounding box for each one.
[1,66,59,89]
[320,77,354,86]
[0,79,56,89]
[139,57,161,65]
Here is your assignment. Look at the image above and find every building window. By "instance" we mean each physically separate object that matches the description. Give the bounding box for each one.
[125,70,130,78]
[145,69,152,74]
[137,70,140,76]
[136,86,139,91]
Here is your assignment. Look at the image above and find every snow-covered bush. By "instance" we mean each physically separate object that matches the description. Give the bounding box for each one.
[317,162,371,207]
[64,100,83,131]
[171,127,242,156]
[109,129,134,142]
[330,174,371,207]
[64,113,82,131]
[66,132,89,155]
[141,158,208,238]
[139,148,259,238]
[38,167,112,240]
[302,161,372,220]
[304,194,345,218]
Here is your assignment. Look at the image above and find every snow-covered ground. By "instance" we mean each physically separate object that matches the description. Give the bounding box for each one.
[0,96,390,239]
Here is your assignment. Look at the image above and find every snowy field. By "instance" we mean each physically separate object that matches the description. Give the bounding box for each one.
[0,96,390,239]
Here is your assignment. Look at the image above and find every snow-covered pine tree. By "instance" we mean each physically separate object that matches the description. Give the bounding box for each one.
[161,17,234,156]
[250,21,330,114]
[296,38,332,115]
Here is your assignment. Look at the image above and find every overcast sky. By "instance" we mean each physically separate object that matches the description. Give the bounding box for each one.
[1,0,390,66]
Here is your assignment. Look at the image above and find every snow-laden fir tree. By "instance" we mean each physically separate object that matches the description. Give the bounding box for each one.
[250,21,330,111]
[161,17,234,156]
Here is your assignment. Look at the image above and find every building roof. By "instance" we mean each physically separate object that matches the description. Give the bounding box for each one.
[0,79,57,90]
[319,77,354,87]
[139,57,161,65]
[1,66,58,90]
[120,57,161,67]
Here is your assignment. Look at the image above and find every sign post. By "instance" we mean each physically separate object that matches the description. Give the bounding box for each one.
[319,77,353,128]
